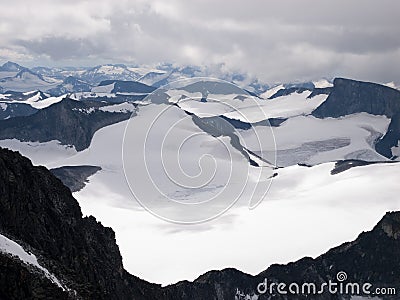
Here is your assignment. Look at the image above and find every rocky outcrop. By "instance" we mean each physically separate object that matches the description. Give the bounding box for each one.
[375,113,400,159]
[330,159,398,175]
[50,165,102,192]
[312,78,400,118]
[0,98,132,151]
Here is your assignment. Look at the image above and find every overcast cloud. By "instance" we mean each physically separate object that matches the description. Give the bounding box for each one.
[0,0,399,84]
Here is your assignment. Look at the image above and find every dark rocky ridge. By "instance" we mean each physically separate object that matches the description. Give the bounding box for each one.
[331,159,399,175]
[312,78,400,118]
[1,149,400,299]
[98,80,156,94]
[331,159,382,174]
[50,165,102,192]
[0,98,132,151]
[375,113,400,159]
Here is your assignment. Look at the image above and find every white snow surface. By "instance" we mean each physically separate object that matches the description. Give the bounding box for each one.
[260,84,284,99]
[1,92,65,109]
[239,113,390,167]
[384,82,399,90]
[0,139,77,167]
[313,79,333,88]
[91,83,115,93]
[0,234,66,290]
[99,102,136,113]
[391,141,400,158]
[173,90,327,122]
[73,155,400,285]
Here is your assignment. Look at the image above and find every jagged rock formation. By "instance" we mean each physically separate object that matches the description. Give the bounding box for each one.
[0,98,132,151]
[312,78,400,118]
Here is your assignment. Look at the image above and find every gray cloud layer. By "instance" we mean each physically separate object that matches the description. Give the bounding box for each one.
[0,0,399,84]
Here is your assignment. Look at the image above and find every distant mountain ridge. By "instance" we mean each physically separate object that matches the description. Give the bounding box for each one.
[0,98,133,151]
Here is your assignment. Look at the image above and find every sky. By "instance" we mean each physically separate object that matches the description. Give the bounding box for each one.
[0,0,399,84]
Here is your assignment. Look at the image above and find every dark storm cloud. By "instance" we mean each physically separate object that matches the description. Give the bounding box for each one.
[0,0,399,84]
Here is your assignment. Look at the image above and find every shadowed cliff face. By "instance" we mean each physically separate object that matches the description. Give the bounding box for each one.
[0,147,399,299]
[312,78,400,118]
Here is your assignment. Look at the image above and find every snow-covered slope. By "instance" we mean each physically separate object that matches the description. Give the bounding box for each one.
[79,64,153,85]
[170,88,327,122]
[0,139,77,166]
[0,234,66,290]
[14,102,393,285]
[0,69,58,92]
[0,92,65,109]
[60,126,400,284]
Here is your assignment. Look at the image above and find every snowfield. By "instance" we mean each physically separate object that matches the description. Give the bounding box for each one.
[171,90,328,122]
[238,113,390,167]
[72,157,400,285]
[0,139,77,166]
